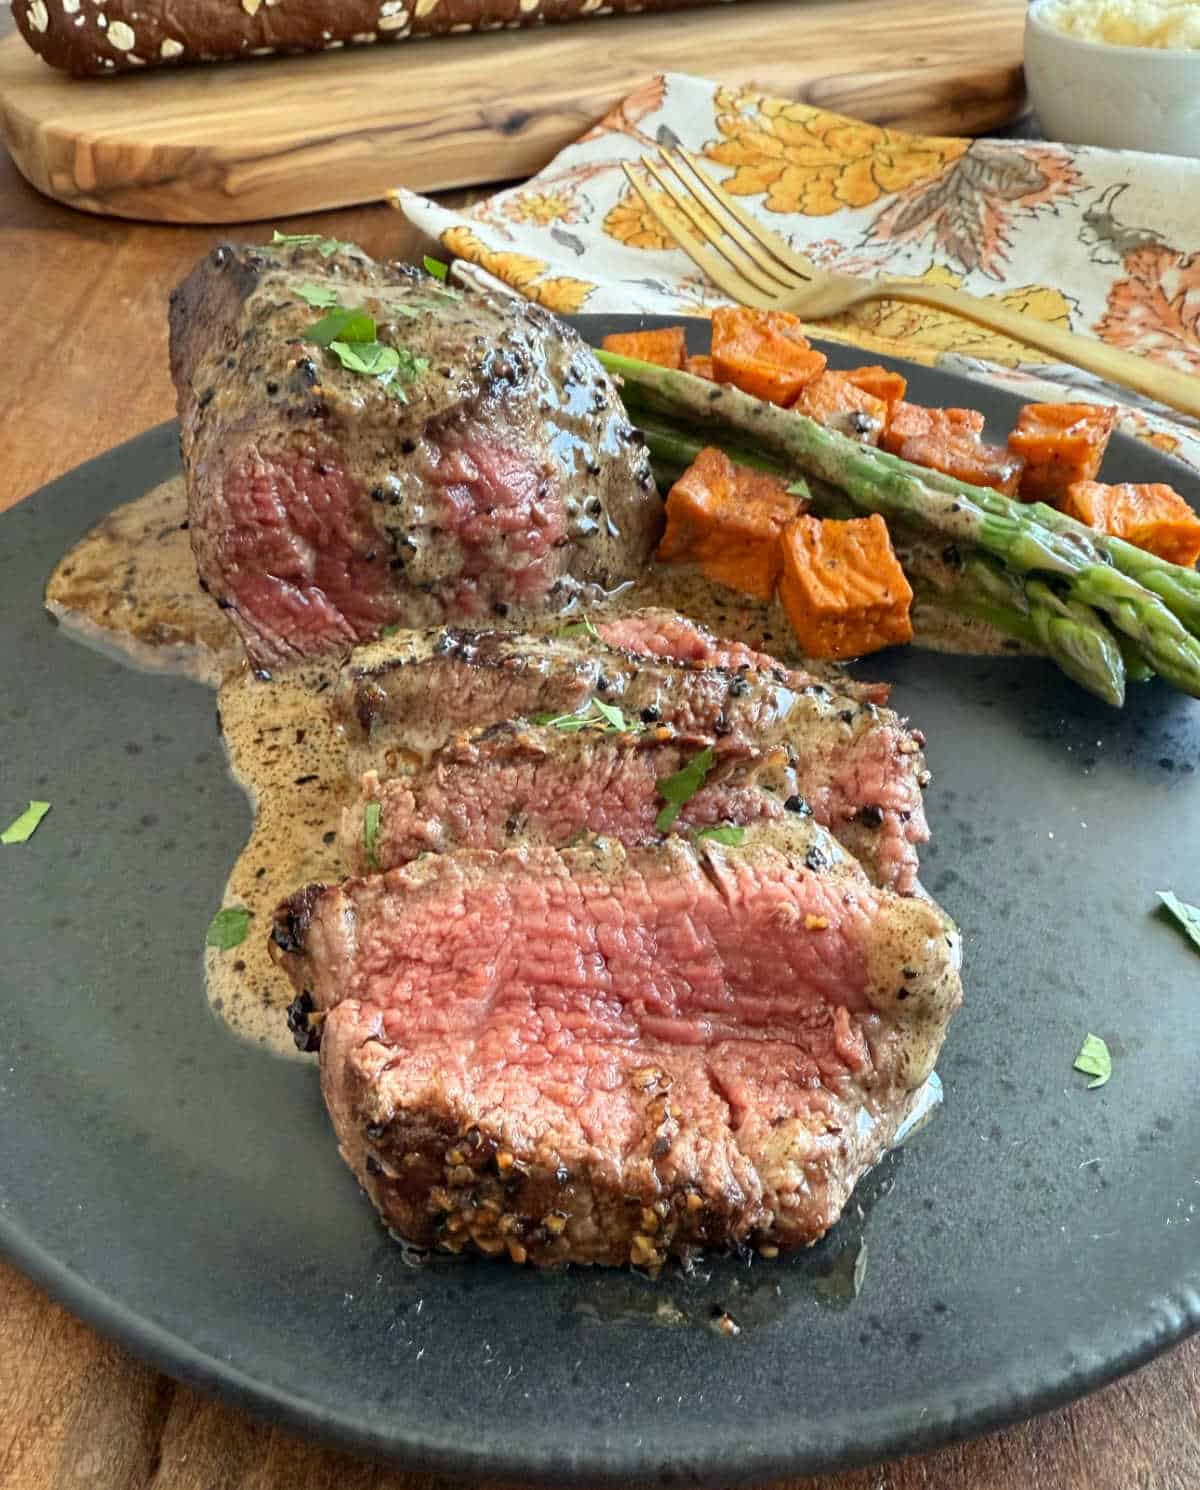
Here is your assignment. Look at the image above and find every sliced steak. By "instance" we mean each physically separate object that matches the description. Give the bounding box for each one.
[341,723,797,874]
[272,822,961,1267]
[335,614,929,892]
[595,609,885,705]
[169,242,660,668]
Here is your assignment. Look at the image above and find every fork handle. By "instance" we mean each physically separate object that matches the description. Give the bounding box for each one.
[874,279,1200,421]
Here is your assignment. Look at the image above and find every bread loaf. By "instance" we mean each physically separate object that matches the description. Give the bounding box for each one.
[13,0,726,76]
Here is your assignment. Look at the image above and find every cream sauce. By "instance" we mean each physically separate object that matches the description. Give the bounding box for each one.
[46,479,1000,1058]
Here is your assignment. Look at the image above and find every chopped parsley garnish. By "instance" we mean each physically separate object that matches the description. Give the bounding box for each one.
[692,824,745,846]
[592,699,630,731]
[1156,889,1200,953]
[534,699,635,733]
[380,624,402,638]
[364,802,382,871]
[329,340,402,376]
[392,291,460,314]
[304,307,377,347]
[655,746,714,831]
[206,906,251,951]
[273,230,356,258]
[302,305,428,400]
[1,800,50,845]
[1073,1033,1111,1090]
[423,254,450,280]
[296,282,341,310]
[557,616,601,641]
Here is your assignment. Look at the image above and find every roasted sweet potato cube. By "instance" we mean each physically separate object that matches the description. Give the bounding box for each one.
[658,446,807,600]
[1062,480,1200,568]
[895,433,1024,496]
[1008,402,1118,503]
[710,307,827,406]
[842,365,908,422]
[684,354,716,380]
[881,402,1021,494]
[881,402,985,453]
[791,371,888,444]
[779,515,914,660]
[600,326,688,369]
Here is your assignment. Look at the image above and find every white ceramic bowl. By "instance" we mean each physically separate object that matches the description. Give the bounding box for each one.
[1025,0,1200,157]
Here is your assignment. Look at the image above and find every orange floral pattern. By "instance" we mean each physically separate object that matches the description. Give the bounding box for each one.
[704,86,966,217]
[502,190,584,228]
[1095,244,1200,374]
[865,143,1084,278]
[602,187,721,252]
[439,226,594,313]
[394,72,1200,472]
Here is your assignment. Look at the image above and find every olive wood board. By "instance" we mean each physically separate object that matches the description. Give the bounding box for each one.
[0,0,1027,224]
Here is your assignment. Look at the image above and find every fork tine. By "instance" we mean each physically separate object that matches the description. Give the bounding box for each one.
[620,164,776,310]
[638,155,787,301]
[656,149,802,292]
[676,147,823,281]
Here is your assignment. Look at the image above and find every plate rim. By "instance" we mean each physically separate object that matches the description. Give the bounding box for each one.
[3,318,1200,1482]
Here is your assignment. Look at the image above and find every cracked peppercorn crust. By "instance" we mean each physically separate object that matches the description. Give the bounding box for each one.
[14,0,729,76]
[168,242,660,668]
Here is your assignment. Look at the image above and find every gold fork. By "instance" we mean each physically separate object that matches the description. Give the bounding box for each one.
[625,149,1200,421]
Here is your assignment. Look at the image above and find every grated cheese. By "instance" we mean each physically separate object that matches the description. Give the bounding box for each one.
[1040,0,1200,48]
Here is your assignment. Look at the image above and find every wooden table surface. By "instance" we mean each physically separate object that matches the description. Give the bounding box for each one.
[2,12,1199,1488]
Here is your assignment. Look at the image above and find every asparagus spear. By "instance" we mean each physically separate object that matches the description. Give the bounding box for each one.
[908,554,1127,705]
[601,351,1200,697]
[637,414,1129,704]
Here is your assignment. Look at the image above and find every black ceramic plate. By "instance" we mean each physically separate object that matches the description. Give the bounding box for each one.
[2,317,1199,1485]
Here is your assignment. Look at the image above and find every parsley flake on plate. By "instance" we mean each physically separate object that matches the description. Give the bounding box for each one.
[206,906,251,951]
[655,746,714,832]
[423,255,450,280]
[1156,889,1200,953]
[1073,1033,1112,1090]
[1,800,50,845]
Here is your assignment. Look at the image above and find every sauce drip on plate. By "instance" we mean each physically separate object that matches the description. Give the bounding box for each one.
[46,477,993,1058]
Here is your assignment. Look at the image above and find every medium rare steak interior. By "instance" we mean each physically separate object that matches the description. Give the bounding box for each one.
[336,608,930,893]
[169,243,660,668]
[340,726,797,874]
[274,822,962,1269]
[270,610,961,1268]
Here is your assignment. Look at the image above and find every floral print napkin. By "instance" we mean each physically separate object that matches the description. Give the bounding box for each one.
[394,72,1200,474]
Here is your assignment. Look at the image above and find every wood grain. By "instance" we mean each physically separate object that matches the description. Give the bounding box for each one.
[0,0,1027,224]
[1,43,1198,1486]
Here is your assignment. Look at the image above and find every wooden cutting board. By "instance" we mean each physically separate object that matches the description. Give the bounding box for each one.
[0,0,1027,224]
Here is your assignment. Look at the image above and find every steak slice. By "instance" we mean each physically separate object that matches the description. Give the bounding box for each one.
[341,723,798,874]
[169,242,660,668]
[336,613,929,892]
[272,822,962,1267]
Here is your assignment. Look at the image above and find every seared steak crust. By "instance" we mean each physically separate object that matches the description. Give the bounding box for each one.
[273,824,961,1267]
[169,243,660,667]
